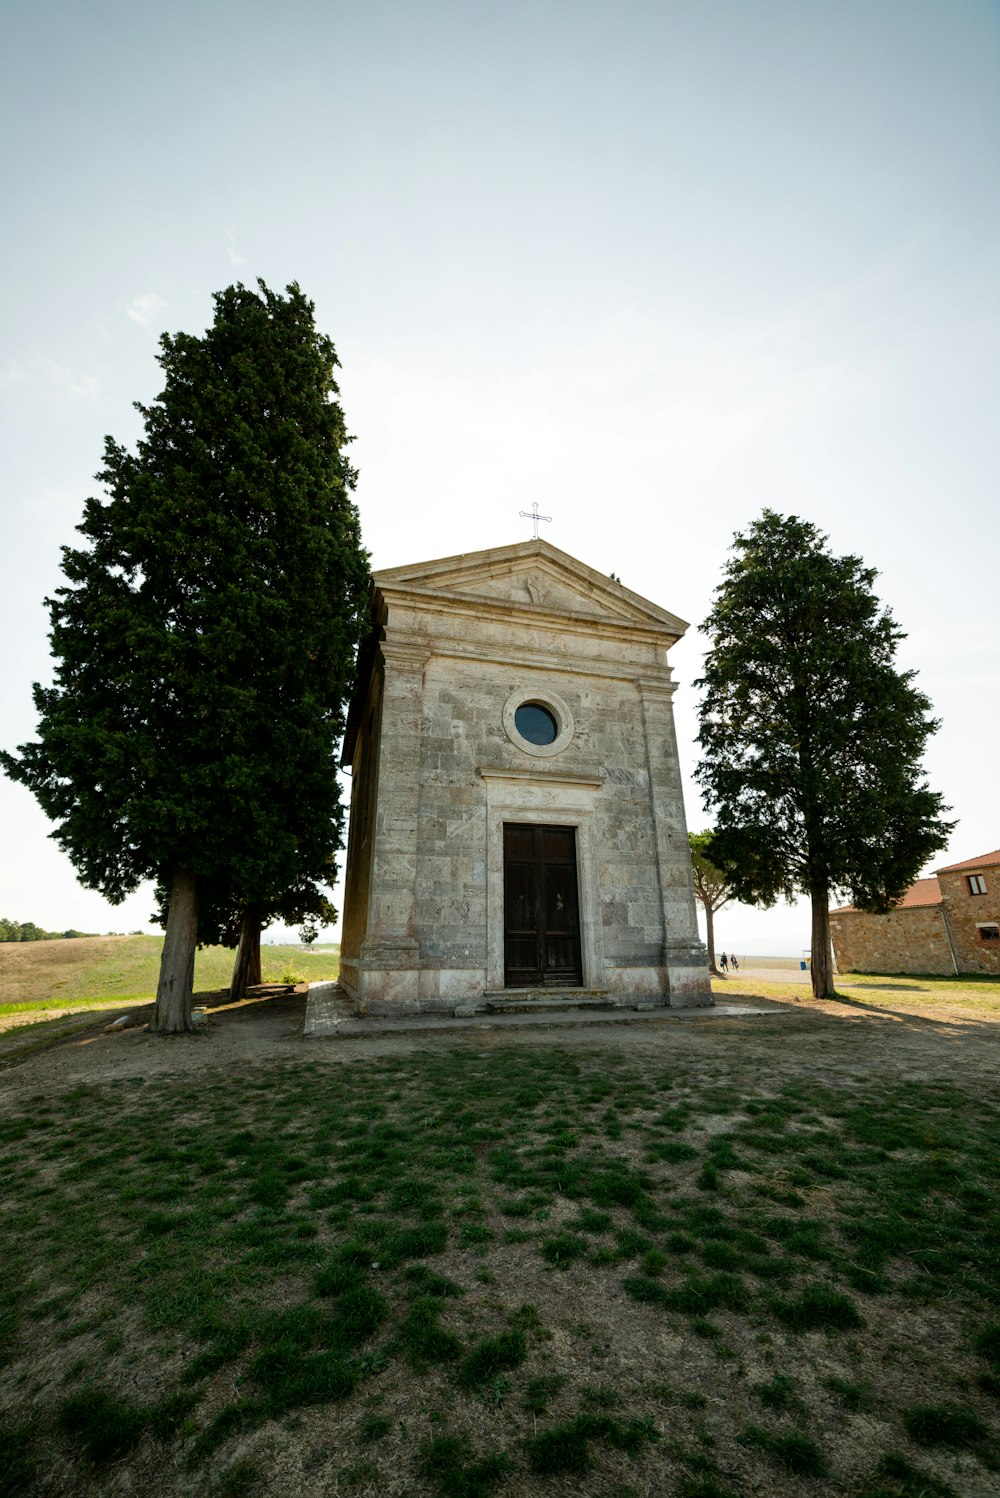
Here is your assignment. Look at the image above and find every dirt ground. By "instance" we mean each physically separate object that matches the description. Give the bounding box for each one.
[3,986,998,1498]
[2,980,998,1104]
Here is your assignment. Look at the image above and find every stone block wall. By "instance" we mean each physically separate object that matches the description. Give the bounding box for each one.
[939,866,1000,975]
[828,905,955,976]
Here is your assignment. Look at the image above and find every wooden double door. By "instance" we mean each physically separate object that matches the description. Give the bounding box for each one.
[503,823,583,988]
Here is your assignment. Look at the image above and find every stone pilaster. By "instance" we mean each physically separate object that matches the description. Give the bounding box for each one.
[357,634,429,1009]
[637,676,712,1007]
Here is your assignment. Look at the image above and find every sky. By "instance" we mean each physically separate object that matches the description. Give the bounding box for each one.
[1,0,997,956]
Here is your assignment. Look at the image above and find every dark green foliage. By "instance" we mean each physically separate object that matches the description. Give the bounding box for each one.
[57,1384,148,1463]
[573,1208,613,1232]
[646,1140,699,1163]
[695,510,951,998]
[456,1330,527,1390]
[249,1344,357,1412]
[0,917,94,942]
[773,1282,863,1331]
[416,1434,510,1498]
[524,1374,567,1414]
[403,1264,464,1299]
[753,1374,798,1410]
[825,1376,873,1411]
[0,1424,37,1491]
[859,1452,958,1498]
[976,1322,1000,1372]
[396,1297,463,1369]
[541,1233,588,1268]
[688,830,734,974]
[1,280,369,1018]
[216,1459,262,1497]
[149,1387,200,1440]
[359,1413,392,1444]
[189,1402,262,1463]
[676,1479,739,1498]
[697,1162,720,1192]
[738,1423,828,1476]
[524,1414,658,1475]
[623,1269,751,1319]
[902,1404,988,1447]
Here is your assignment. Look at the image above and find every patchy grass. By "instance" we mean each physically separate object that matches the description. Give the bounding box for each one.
[0,1034,998,1494]
[716,968,1000,1013]
[0,933,339,1011]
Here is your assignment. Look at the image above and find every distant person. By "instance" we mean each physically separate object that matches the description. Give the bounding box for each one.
[730,954,739,972]
[719,952,729,973]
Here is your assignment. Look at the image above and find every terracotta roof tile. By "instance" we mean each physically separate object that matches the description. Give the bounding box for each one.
[830,876,942,915]
[935,849,1000,874]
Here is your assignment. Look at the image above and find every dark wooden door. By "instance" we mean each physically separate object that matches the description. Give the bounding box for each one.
[503,824,583,987]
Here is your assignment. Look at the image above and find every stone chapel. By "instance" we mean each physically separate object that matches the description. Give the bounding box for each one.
[339,538,711,1014]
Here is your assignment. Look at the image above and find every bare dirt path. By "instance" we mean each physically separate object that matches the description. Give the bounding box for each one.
[2,986,998,1107]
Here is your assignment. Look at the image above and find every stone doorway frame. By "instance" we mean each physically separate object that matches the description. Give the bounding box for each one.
[480,768,605,991]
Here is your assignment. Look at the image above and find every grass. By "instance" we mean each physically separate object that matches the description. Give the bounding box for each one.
[0,933,339,1010]
[0,1038,997,1494]
[715,968,1000,1012]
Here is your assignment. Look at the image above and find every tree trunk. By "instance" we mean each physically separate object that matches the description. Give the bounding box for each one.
[152,867,198,1033]
[810,884,836,999]
[703,901,720,976]
[230,905,263,1001]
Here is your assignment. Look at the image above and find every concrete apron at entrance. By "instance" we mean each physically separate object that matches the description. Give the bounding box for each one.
[303,982,782,1039]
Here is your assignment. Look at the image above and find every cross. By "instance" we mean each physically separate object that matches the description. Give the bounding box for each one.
[519,502,552,540]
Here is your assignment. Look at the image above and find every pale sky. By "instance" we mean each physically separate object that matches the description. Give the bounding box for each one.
[1,0,997,955]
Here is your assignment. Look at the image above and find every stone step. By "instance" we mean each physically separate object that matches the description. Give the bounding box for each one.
[484,989,614,1014]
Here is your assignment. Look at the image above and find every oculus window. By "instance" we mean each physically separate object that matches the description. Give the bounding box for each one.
[515,702,558,746]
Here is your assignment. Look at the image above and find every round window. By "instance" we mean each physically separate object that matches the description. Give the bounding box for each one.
[514,702,558,746]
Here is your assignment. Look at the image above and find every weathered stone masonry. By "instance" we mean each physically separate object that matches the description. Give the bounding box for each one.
[830,851,1000,976]
[339,539,711,1014]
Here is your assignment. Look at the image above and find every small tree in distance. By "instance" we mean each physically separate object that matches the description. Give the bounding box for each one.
[2,281,370,1032]
[695,510,952,1000]
[688,831,733,976]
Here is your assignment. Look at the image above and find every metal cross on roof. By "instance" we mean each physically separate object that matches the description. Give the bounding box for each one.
[519,502,552,540]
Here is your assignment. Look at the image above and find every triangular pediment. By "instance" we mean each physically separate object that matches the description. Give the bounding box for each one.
[373,539,688,638]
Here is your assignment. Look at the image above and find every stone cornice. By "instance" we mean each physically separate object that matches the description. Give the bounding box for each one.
[377,584,682,650]
[635,677,679,701]
[380,634,432,668]
[478,766,605,789]
[384,634,676,687]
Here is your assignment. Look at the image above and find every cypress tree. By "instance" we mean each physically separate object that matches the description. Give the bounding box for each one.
[694,510,952,999]
[1,281,370,1031]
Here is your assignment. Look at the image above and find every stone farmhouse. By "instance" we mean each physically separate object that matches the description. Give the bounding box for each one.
[829,849,1000,976]
[339,538,711,1015]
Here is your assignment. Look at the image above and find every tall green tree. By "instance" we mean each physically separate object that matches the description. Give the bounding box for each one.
[688,831,733,976]
[694,510,951,999]
[1,281,370,1032]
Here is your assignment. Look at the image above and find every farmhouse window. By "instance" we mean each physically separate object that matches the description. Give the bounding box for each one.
[977,924,1000,942]
[967,874,988,895]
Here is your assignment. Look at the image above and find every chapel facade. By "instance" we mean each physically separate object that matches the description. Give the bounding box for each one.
[339,539,711,1013]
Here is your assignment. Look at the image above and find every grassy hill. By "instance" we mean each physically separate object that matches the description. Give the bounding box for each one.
[0,934,339,1010]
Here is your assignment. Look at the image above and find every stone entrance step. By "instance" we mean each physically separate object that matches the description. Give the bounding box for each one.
[484,988,614,1014]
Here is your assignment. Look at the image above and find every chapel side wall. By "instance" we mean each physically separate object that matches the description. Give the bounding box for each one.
[828,905,955,976]
[586,679,665,977]
[339,669,384,995]
[939,867,1000,974]
[411,658,491,998]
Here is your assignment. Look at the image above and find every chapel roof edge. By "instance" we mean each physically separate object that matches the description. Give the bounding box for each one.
[370,538,689,636]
